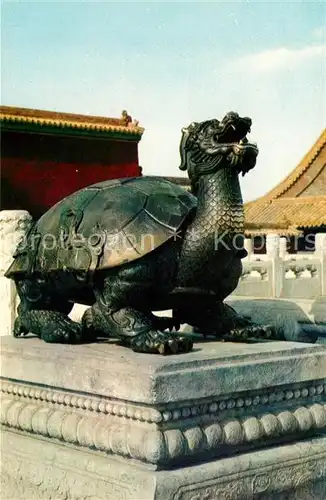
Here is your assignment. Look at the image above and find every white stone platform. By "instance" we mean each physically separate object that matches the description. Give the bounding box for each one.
[1,336,326,499]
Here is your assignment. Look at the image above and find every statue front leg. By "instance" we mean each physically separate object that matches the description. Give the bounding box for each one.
[81,273,192,355]
[211,303,279,342]
[174,301,279,342]
[81,303,191,354]
[173,254,280,342]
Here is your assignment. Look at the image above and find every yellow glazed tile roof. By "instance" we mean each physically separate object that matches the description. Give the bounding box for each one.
[0,106,144,136]
[244,129,326,234]
[247,129,326,204]
[244,196,326,234]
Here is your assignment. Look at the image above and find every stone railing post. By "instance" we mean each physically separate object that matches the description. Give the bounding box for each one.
[266,233,280,258]
[0,210,33,336]
[315,233,326,296]
[279,236,288,259]
[266,233,282,297]
[243,237,253,260]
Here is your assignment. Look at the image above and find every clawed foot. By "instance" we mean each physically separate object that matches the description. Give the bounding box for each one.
[82,305,192,354]
[130,330,193,355]
[39,312,83,343]
[186,303,280,343]
[222,324,277,342]
[14,310,85,344]
[42,322,82,343]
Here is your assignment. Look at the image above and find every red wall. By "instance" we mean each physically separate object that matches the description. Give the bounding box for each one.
[1,131,141,218]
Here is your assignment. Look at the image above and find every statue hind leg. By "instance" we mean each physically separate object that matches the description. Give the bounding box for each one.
[13,278,92,343]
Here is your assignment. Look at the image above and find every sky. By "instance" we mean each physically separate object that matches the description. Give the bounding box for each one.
[1,1,326,202]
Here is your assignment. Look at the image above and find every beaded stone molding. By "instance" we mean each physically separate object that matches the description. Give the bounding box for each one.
[1,378,325,467]
[1,379,325,423]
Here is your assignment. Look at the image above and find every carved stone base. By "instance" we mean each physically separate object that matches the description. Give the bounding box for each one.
[2,429,325,500]
[1,336,326,499]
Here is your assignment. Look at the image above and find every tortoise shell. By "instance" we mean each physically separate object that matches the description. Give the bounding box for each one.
[6,177,197,277]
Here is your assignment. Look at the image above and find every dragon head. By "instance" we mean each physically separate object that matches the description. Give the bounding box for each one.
[178,112,258,192]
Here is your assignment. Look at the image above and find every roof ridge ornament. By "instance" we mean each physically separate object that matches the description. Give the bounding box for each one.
[0,105,144,138]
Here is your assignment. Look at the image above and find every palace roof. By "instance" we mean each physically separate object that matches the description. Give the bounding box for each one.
[244,129,326,236]
[0,106,144,141]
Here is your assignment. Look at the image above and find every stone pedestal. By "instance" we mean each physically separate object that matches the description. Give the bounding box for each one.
[1,336,326,499]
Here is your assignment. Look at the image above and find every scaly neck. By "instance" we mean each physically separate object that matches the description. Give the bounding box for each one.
[176,168,244,288]
[191,168,244,236]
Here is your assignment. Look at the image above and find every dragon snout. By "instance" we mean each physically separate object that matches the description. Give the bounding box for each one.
[231,140,259,175]
[234,141,258,155]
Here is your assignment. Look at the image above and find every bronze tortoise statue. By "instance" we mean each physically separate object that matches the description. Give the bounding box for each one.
[6,111,274,354]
